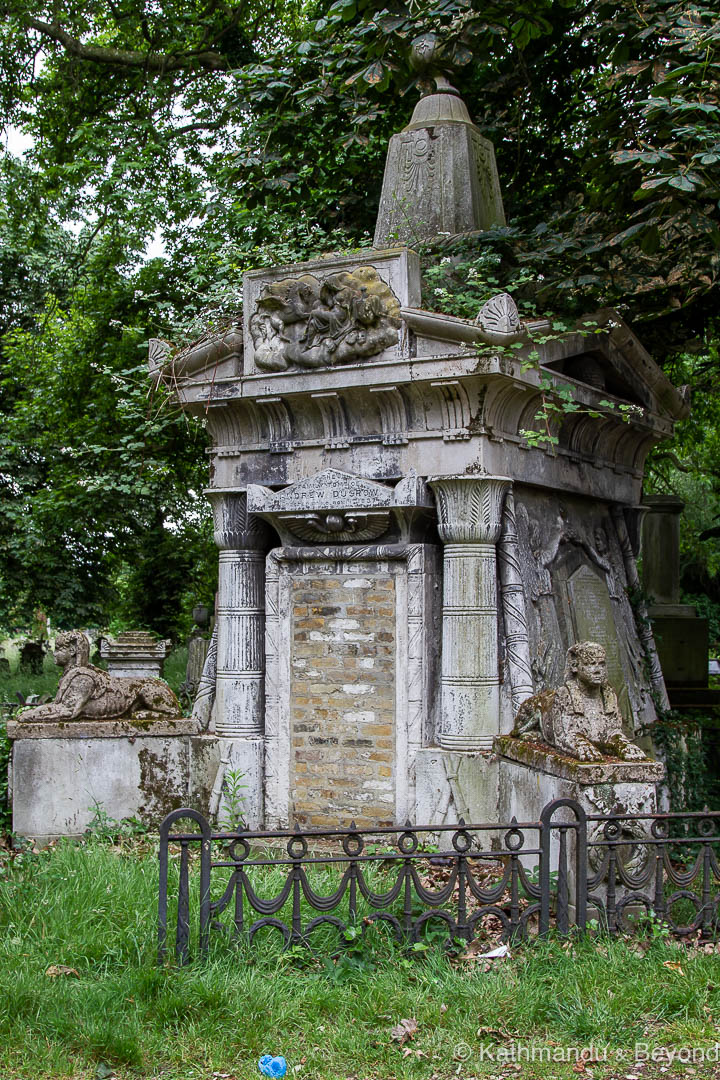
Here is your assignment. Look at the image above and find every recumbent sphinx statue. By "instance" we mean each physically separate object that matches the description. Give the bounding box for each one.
[19,630,181,723]
[512,641,648,763]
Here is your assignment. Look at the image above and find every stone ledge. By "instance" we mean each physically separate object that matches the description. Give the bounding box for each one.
[495,735,665,784]
[7,717,199,740]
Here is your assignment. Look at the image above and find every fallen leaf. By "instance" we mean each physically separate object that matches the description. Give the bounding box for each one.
[476,1025,516,1042]
[45,964,80,978]
[391,1017,419,1045]
[662,960,685,975]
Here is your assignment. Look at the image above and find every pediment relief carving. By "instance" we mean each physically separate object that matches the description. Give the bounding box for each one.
[250,267,401,373]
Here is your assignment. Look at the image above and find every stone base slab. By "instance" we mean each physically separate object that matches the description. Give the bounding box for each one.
[495,735,665,784]
[9,728,264,842]
[7,717,199,740]
[497,750,661,919]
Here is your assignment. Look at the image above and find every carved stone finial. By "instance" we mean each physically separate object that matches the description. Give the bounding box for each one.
[19,631,182,724]
[374,40,505,247]
[512,642,648,763]
[409,33,459,96]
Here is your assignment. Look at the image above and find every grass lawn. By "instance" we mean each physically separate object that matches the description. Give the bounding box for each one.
[1,835,720,1080]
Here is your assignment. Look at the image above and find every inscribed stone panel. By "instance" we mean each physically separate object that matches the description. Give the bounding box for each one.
[290,573,396,828]
[567,563,630,718]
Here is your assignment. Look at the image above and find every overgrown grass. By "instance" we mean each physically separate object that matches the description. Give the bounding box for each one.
[1,838,720,1079]
[0,657,61,707]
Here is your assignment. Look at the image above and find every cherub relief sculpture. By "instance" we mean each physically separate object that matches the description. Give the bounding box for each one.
[512,641,647,762]
[19,631,181,723]
[251,266,401,371]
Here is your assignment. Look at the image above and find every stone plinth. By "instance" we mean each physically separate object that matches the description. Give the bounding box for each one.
[496,735,664,917]
[100,631,171,679]
[8,718,201,842]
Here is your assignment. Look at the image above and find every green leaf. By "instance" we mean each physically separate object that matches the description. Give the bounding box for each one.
[362,62,385,85]
[668,174,696,191]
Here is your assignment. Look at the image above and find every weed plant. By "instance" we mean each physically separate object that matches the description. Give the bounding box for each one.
[1,837,720,1079]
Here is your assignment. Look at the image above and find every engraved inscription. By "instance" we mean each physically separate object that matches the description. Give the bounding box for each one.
[250,469,396,514]
[567,564,627,711]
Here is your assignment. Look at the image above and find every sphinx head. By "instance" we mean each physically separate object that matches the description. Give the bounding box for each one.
[565,641,607,690]
[54,630,90,669]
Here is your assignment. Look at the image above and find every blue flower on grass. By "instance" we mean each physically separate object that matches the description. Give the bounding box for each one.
[259,1054,287,1078]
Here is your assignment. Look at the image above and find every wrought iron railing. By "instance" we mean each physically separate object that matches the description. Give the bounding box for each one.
[158,799,720,963]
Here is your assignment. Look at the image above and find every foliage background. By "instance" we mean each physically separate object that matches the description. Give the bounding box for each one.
[0,0,718,640]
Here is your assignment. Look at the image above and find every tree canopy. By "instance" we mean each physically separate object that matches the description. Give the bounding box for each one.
[1,0,719,634]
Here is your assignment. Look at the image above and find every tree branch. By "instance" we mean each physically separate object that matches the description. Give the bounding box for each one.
[22,17,229,73]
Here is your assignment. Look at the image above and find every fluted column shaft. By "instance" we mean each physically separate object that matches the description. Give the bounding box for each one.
[207,491,271,737]
[428,476,511,751]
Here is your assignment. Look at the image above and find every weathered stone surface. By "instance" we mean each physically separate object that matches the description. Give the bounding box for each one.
[182,632,210,701]
[512,489,657,736]
[209,736,264,829]
[651,613,709,687]
[249,469,433,545]
[206,492,271,738]
[251,469,396,512]
[495,735,664,784]
[374,91,505,247]
[100,630,171,679]
[641,496,711,689]
[250,266,401,373]
[415,748,500,826]
[10,729,193,840]
[7,718,199,740]
[474,293,524,345]
[642,495,685,605]
[497,751,661,897]
[512,642,648,762]
[19,631,181,724]
[428,476,510,751]
[243,250,420,375]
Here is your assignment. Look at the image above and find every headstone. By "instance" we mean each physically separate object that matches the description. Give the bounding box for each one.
[19,640,46,675]
[567,564,627,709]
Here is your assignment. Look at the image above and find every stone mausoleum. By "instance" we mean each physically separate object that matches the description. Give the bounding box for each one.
[9,47,688,839]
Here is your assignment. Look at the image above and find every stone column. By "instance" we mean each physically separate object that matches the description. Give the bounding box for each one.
[207,491,271,737]
[428,475,511,751]
[201,491,273,829]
